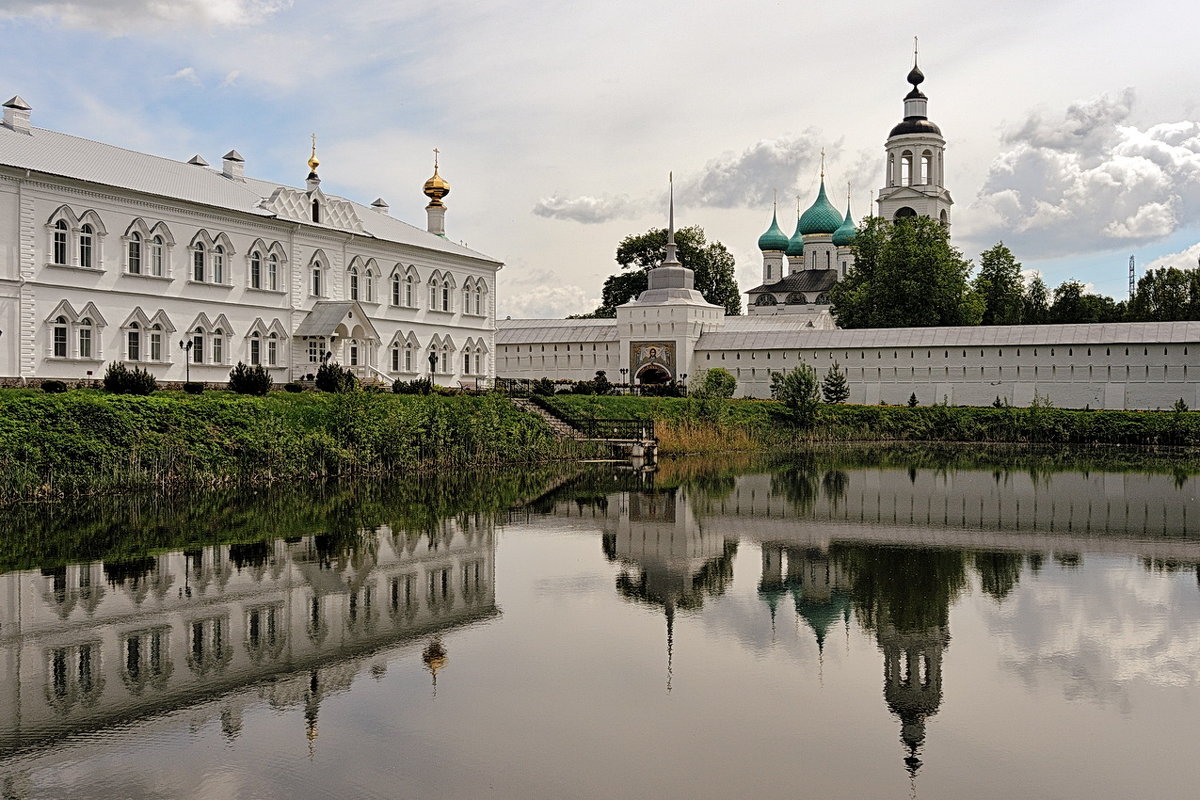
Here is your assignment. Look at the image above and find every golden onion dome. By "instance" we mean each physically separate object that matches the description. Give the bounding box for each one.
[423,148,450,205]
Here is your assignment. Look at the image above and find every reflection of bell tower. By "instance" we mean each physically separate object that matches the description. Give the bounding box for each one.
[879,620,949,776]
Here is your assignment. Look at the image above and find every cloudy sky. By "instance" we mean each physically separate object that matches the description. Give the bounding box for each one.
[4,0,1200,317]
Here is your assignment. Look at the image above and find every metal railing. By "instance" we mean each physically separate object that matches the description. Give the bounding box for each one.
[528,395,654,442]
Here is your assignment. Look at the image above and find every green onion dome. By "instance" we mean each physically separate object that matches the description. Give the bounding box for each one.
[832,205,857,246]
[757,209,790,252]
[786,216,805,256]
[798,180,843,235]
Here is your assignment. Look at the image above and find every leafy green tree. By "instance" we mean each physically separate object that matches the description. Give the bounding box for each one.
[1128,266,1200,321]
[1023,273,1050,324]
[821,361,850,404]
[973,242,1025,325]
[693,367,737,399]
[770,365,821,425]
[578,225,741,317]
[828,216,982,328]
[1049,280,1125,323]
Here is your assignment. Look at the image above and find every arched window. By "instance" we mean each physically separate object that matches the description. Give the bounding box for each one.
[888,153,896,187]
[349,267,359,301]
[78,317,94,359]
[474,283,484,316]
[128,231,143,274]
[429,278,439,310]
[405,272,415,307]
[212,328,224,364]
[785,293,808,305]
[192,242,206,282]
[940,209,948,227]
[249,332,261,366]
[390,344,400,372]
[250,251,262,289]
[267,253,279,291]
[148,323,163,362]
[463,350,472,375]
[826,251,831,269]
[920,150,932,184]
[755,294,777,306]
[311,266,323,297]
[52,316,69,358]
[80,224,94,269]
[211,245,225,284]
[149,235,164,277]
[267,332,278,366]
[192,327,205,363]
[364,270,375,303]
[463,283,474,315]
[816,293,830,304]
[901,151,913,186]
[127,321,142,361]
[53,219,68,265]
[391,274,401,306]
[311,199,321,223]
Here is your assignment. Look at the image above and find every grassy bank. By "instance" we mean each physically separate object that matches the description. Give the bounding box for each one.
[0,389,578,503]
[544,394,1200,453]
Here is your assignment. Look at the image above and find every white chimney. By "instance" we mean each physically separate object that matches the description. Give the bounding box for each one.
[371,197,390,215]
[221,149,245,181]
[3,96,31,134]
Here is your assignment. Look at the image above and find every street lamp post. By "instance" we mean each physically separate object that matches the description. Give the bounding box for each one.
[178,339,193,382]
[619,367,628,394]
[428,350,438,377]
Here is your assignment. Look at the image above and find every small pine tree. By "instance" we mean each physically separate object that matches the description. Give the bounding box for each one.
[771,365,822,425]
[315,361,357,393]
[907,392,919,408]
[228,362,273,395]
[103,362,158,395]
[593,370,613,396]
[821,361,849,404]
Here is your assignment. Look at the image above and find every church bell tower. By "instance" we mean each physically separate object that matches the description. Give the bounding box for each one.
[876,42,953,226]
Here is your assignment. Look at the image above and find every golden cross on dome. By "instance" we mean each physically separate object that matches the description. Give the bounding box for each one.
[820,148,826,179]
[914,36,919,66]
[433,147,440,170]
[307,133,319,171]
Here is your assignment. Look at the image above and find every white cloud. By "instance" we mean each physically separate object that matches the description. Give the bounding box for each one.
[218,70,241,89]
[498,269,597,318]
[677,133,822,209]
[167,66,200,86]
[532,193,641,224]
[1143,241,1200,272]
[966,89,1200,258]
[0,0,292,30]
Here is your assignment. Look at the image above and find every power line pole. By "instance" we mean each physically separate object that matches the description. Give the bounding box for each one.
[1128,254,1136,300]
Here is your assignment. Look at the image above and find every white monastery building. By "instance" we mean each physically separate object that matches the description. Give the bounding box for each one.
[0,96,502,386]
[497,58,1200,409]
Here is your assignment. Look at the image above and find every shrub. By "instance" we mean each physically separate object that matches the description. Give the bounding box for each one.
[908,392,919,408]
[771,365,821,425]
[315,361,357,393]
[183,382,205,395]
[103,362,158,395]
[571,380,596,395]
[392,377,433,395]
[228,362,273,396]
[1174,398,1189,413]
[641,381,684,397]
[820,362,849,404]
[40,379,67,394]
[694,367,737,399]
[284,382,305,393]
[593,370,614,396]
[532,377,556,396]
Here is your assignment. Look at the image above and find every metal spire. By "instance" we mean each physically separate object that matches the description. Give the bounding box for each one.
[664,172,680,266]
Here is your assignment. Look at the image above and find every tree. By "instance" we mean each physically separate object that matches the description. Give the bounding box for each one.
[1023,273,1050,324]
[693,367,737,399]
[828,216,982,328]
[1049,280,1125,324]
[578,225,741,318]
[821,361,849,404]
[1128,266,1200,321]
[973,242,1025,325]
[770,365,821,425]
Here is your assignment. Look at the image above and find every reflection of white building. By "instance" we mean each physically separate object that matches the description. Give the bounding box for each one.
[0,522,496,752]
[0,98,501,384]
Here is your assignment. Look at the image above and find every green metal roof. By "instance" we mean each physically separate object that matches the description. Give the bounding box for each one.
[757,209,790,252]
[786,215,805,256]
[798,179,843,235]
[832,204,857,246]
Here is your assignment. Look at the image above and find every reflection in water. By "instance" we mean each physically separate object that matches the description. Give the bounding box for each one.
[0,497,499,756]
[531,454,1200,780]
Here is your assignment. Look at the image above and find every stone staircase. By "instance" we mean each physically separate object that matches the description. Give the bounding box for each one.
[510,397,586,440]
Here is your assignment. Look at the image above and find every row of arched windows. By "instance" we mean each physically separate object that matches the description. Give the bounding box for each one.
[45,207,490,316]
[46,302,287,366]
[386,333,489,375]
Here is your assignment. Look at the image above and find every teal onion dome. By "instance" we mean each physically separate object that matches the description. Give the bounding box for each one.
[832,205,857,247]
[798,180,843,235]
[757,210,790,252]
[786,216,805,256]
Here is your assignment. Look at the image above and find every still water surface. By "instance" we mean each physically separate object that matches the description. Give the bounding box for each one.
[1,450,1198,799]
